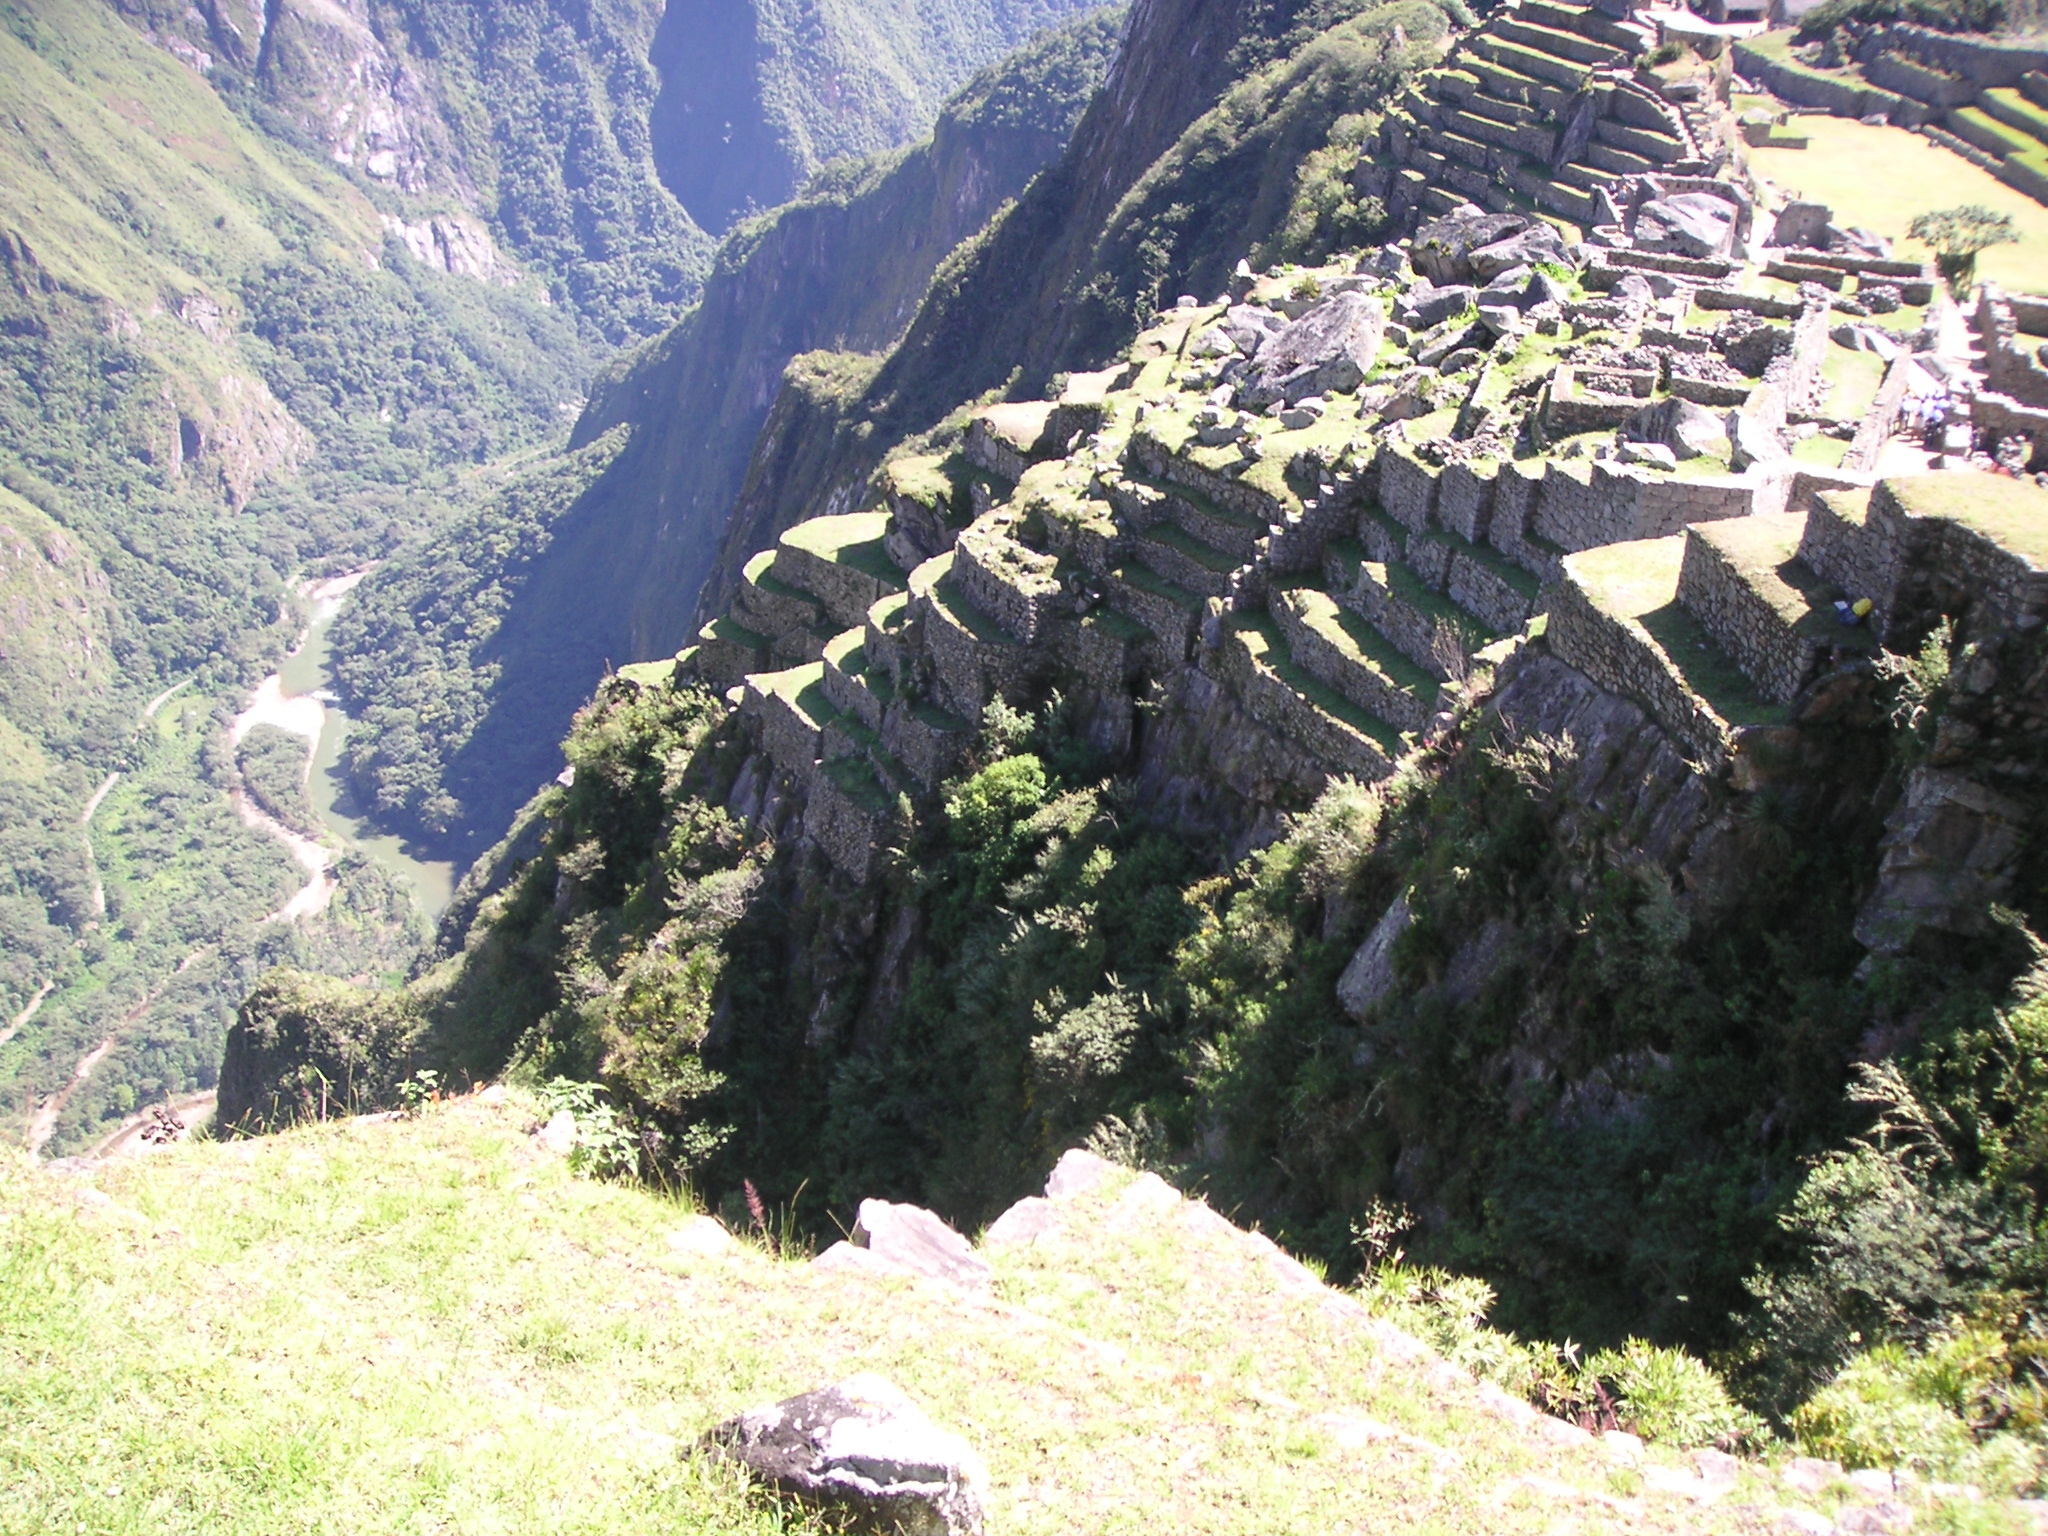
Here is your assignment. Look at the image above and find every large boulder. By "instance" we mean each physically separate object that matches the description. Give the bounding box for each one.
[1239,290,1385,408]
[1468,221,1575,282]
[1398,282,1476,329]
[705,1375,988,1536]
[848,1199,992,1290]
[1410,207,1530,285]
[1634,193,1738,259]
[1221,302,1284,354]
[1624,396,1729,460]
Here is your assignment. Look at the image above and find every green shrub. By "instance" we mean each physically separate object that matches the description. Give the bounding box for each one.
[1581,1338,1764,1449]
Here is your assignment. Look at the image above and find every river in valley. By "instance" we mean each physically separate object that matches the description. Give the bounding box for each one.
[242,573,456,921]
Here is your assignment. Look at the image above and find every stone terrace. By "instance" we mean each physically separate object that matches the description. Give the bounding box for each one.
[672,0,2044,879]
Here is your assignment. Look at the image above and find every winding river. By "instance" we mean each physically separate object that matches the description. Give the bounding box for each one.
[238,573,456,921]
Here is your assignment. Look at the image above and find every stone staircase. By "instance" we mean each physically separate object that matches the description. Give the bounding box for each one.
[1385,0,1705,231]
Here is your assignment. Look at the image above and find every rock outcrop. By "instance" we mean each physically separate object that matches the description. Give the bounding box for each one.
[704,1374,988,1536]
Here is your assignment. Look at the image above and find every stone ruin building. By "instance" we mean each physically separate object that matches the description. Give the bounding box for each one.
[668,0,2048,947]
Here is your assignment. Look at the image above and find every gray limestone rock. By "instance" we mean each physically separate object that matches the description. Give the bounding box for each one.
[1613,272,1656,307]
[1624,396,1729,460]
[1400,282,1476,329]
[705,1374,987,1536]
[1223,302,1284,354]
[1854,768,2028,955]
[1411,208,1530,285]
[1469,222,1575,282]
[851,1199,992,1290]
[1359,243,1409,279]
[1045,1146,1118,1199]
[1771,199,1832,250]
[1240,290,1385,407]
[1616,439,1680,469]
[1635,193,1738,259]
[1476,304,1523,339]
[1727,408,1791,472]
[1337,892,1413,1020]
[981,1195,1060,1247]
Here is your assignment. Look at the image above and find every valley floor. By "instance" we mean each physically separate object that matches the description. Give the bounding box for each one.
[0,1097,2008,1535]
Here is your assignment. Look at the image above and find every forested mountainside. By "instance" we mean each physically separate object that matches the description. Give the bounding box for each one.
[327,11,1126,865]
[219,0,2048,1490]
[0,0,1091,1155]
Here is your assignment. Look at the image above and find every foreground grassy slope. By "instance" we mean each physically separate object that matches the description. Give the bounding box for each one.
[0,1096,1858,1536]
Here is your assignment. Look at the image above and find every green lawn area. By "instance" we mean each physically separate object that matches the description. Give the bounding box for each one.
[1748,117,2048,294]
[1821,344,1887,422]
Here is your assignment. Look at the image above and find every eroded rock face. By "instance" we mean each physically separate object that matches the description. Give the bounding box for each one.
[1239,291,1386,408]
[1855,768,2029,954]
[705,1374,987,1536]
[1337,892,1413,1020]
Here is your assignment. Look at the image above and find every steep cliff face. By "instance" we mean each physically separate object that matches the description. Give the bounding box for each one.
[647,0,1113,233]
[110,0,706,343]
[328,14,1123,864]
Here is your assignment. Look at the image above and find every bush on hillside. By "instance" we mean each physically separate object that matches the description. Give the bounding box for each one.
[217,971,423,1134]
[1791,1333,2045,1489]
[1358,1260,1762,1447]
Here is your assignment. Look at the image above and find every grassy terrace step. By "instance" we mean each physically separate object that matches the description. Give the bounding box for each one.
[1679,513,1869,705]
[1138,521,1240,599]
[1586,140,1655,176]
[1462,54,1573,114]
[753,660,838,729]
[1462,90,1538,126]
[772,511,907,631]
[1556,160,1623,192]
[1979,87,2048,148]
[1547,535,1784,766]
[1492,15,1626,68]
[692,615,771,690]
[1468,33,1593,91]
[1948,105,2040,161]
[1427,67,1483,103]
[735,549,825,634]
[1122,467,1267,560]
[1272,582,1436,730]
[1224,613,1405,766]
